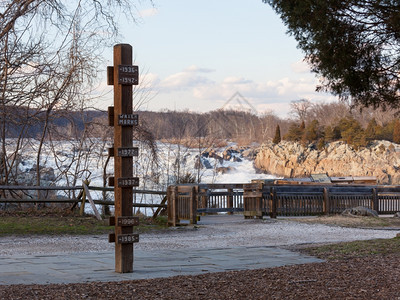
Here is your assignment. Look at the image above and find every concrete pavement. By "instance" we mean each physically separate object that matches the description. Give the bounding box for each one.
[0,246,323,285]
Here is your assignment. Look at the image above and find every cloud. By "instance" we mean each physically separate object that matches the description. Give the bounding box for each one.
[140,72,161,86]
[139,8,158,18]
[193,75,319,104]
[140,64,339,117]
[291,59,311,73]
[222,77,253,85]
[184,65,215,73]
[157,66,215,92]
[265,77,316,96]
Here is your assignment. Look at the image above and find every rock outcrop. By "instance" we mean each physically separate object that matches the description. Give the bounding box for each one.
[254,140,400,184]
[341,206,379,217]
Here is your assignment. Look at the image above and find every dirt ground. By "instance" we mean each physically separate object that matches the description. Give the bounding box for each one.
[1,253,399,299]
[1,214,400,299]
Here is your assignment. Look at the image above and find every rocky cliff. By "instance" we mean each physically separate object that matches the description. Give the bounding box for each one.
[254,141,400,184]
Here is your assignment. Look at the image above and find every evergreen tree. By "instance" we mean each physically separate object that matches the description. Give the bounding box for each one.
[302,120,320,144]
[324,126,334,142]
[284,122,303,142]
[380,121,396,142]
[337,117,367,148]
[272,124,281,144]
[265,1,400,109]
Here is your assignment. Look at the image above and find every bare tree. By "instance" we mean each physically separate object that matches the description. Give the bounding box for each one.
[289,99,313,122]
[0,0,153,187]
[307,102,350,128]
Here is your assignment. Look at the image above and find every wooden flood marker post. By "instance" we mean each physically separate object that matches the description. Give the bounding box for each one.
[107,44,140,273]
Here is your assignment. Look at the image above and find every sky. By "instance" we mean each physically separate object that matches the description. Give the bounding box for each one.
[96,0,339,118]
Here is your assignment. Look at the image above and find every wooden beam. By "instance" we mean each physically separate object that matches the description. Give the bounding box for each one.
[113,43,134,273]
[83,181,102,221]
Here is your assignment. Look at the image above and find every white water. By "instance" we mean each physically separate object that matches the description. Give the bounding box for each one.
[4,138,277,215]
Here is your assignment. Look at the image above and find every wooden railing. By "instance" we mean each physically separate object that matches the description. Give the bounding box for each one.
[0,183,167,220]
[167,183,400,225]
[198,184,244,213]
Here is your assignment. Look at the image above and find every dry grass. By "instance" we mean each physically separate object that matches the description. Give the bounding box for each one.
[0,207,168,236]
[283,214,400,228]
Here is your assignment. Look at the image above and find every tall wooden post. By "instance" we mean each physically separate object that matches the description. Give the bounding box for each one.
[107,44,140,273]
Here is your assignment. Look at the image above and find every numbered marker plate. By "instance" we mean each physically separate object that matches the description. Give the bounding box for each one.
[117,216,139,227]
[117,233,139,244]
[118,147,139,157]
[118,65,138,85]
[117,177,139,188]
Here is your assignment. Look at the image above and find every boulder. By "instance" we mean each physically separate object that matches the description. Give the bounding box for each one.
[341,206,379,217]
[233,156,242,162]
[242,148,257,159]
[216,166,234,174]
[194,157,213,169]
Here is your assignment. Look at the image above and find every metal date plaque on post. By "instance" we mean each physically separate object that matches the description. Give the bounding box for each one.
[117,177,139,188]
[117,233,139,244]
[117,216,139,226]
[118,65,138,85]
[117,147,139,157]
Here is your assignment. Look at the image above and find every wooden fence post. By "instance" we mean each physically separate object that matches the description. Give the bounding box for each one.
[227,188,233,215]
[190,186,197,224]
[372,188,378,212]
[323,187,329,215]
[79,183,87,216]
[82,181,102,221]
[201,187,208,216]
[167,185,178,226]
[270,187,277,219]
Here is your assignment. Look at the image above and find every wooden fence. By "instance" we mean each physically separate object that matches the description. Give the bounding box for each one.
[0,183,167,220]
[167,183,400,225]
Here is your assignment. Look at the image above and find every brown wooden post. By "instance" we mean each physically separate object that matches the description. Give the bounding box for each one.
[201,187,208,216]
[79,183,87,216]
[323,187,329,215]
[270,187,277,219]
[167,186,173,225]
[190,186,197,224]
[227,188,233,215]
[107,44,140,273]
[256,183,263,218]
[372,188,378,213]
[167,185,178,226]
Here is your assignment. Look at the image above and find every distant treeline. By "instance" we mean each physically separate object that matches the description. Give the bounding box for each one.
[4,101,400,148]
[3,106,104,139]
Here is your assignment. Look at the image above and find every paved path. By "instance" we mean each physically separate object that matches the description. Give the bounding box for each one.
[0,246,322,285]
[4,214,394,286]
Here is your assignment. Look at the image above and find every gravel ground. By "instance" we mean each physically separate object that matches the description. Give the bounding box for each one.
[1,215,400,299]
[0,215,397,256]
